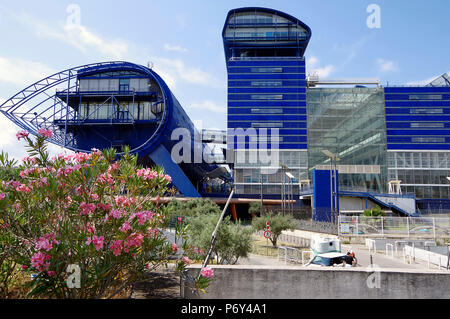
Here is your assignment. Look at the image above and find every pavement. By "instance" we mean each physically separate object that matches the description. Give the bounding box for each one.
[241,234,449,272]
[341,243,443,271]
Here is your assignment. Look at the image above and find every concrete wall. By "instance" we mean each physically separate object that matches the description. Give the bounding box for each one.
[182,265,450,299]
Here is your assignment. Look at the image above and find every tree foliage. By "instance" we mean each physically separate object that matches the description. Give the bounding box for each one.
[252,212,297,247]
[167,198,221,217]
[187,213,253,265]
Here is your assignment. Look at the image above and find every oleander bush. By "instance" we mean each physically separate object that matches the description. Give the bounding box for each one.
[0,129,206,298]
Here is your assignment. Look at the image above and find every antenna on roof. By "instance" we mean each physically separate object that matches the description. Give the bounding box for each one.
[147,61,154,69]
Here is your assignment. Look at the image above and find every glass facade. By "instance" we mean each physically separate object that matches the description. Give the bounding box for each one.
[385,86,450,199]
[76,71,164,122]
[387,151,450,198]
[307,87,388,193]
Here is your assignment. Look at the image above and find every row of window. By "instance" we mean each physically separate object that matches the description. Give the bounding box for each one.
[225,31,307,38]
[388,137,447,143]
[229,94,307,101]
[409,95,443,100]
[81,71,145,78]
[228,121,306,128]
[78,101,162,121]
[386,108,446,114]
[228,67,305,73]
[228,14,291,25]
[388,152,450,169]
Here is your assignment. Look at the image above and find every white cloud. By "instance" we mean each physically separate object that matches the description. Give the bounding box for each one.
[306,56,335,79]
[377,58,398,72]
[154,57,224,88]
[189,100,226,114]
[13,12,223,89]
[0,56,55,85]
[62,24,129,59]
[164,43,188,53]
[14,12,128,60]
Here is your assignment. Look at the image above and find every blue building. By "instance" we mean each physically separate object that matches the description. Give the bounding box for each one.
[223,7,311,196]
[1,7,449,216]
[222,7,450,216]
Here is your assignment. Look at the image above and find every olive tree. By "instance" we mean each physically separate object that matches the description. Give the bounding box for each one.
[252,212,297,247]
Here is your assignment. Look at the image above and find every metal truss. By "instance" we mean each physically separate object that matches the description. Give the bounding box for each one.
[0,61,167,154]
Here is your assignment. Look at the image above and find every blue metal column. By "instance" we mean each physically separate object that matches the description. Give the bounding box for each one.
[148,144,200,197]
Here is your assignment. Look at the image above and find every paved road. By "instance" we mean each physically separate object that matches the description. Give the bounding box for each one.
[341,244,434,270]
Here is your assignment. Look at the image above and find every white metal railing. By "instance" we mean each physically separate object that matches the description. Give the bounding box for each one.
[403,245,449,269]
[338,215,450,239]
[385,243,394,258]
[277,246,309,265]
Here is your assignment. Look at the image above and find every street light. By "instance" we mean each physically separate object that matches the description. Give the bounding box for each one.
[280,163,294,215]
[285,172,295,215]
[322,150,340,224]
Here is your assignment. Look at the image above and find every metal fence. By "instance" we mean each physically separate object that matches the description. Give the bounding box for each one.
[295,219,338,235]
[338,215,450,239]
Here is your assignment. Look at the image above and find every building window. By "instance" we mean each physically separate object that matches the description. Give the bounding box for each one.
[251,94,283,100]
[119,79,130,92]
[250,67,282,73]
[251,122,283,128]
[411,137,445,143]
[409,94,442,100]
[410,108,443,114]
[251,81,283,87]
[410,122,444,128]
[251,108,283,114]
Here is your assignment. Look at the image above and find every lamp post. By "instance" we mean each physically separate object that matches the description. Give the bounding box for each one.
[322,150,340,224]
[280,163,291,216]
[286,171,295,215]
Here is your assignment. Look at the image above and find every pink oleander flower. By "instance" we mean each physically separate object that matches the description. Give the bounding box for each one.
[126,233,144,249]
[109,240,124,256]
[79,202,96,216]
[164,174,172,183]
[200,267,214,279]
[172,243,178,252]
[0,193,5,200]
[16,130,29,140]
[119,222,132,233]
[182,256,191,265]
[21,265,28,270]
[39,177,48,188]
[88,235,104,251]
[86,223,95,234]
[110,209,122,219]
[31,252,50,273]
[115,196,130,207]
[131,211,154,226]
[47,271,56,277]
[15,183,31,193]
[38,128,53,138]
[97,202,111,212]
[35,234,59,252]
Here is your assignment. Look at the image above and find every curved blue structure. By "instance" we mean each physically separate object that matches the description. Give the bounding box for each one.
[222,7,312,60]
[0,61,226,196]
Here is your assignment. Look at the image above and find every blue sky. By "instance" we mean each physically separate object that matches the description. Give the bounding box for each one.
[0,0,448,159]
